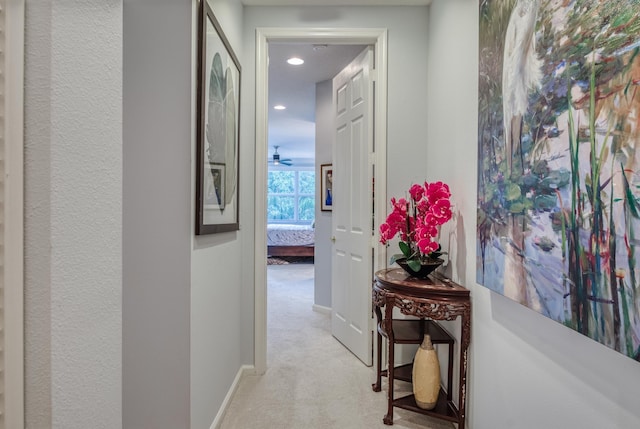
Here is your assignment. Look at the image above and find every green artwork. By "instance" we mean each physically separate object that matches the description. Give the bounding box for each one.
[477,0,640,360]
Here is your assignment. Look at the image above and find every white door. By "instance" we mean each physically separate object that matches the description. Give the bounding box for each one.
[331,47,374,366]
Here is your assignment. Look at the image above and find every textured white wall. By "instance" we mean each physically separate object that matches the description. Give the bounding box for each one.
[24,1,123,428]
[24,2,53,426]
[426,1,640,427]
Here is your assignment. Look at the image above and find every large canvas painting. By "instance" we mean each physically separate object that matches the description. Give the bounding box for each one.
[478,0,640,360]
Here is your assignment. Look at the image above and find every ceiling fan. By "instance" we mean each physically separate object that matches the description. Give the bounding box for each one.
[269,145,293,166]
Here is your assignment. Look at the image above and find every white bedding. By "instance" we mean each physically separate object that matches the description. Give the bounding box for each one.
[267,224,315,246]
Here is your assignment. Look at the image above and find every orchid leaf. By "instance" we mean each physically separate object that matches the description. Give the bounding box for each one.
[389,254,404,265]
[398,241,412,258]
[407,258,421,272]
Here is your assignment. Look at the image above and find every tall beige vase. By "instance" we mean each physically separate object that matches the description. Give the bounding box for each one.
[412,334,441,410]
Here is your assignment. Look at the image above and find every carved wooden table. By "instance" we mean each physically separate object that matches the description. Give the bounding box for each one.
[372,268,471,427]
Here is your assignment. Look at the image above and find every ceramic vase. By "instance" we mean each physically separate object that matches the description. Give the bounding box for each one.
[412,334,440,410]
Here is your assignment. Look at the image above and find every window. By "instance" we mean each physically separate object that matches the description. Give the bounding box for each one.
[267,170,315,223]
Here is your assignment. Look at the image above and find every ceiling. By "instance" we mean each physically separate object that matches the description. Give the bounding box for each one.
[267,43,366,167]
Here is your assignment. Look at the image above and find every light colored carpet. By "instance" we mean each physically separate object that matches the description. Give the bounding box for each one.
[219,263,454,429]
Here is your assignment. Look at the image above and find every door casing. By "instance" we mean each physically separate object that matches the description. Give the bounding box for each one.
[254,27,388,374]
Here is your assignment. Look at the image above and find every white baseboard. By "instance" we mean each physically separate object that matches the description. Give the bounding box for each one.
[312,304,331,315]
[209,364,255,429]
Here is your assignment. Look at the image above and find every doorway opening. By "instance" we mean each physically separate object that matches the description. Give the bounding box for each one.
[254,28,389,374]
[266,41,364,295]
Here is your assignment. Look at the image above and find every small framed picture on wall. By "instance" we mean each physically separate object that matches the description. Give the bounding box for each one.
[320,164,333,212]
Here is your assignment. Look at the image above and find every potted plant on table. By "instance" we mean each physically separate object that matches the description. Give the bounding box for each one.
[379,181,452,278]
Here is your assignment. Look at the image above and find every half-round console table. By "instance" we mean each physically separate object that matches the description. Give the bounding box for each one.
[372,268,471,427]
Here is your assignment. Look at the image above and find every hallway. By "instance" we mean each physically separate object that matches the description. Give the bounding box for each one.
[219,263,452,428]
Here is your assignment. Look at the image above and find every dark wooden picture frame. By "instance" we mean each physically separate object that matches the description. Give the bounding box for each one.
[320,164,333,212]
[196,0,241,235]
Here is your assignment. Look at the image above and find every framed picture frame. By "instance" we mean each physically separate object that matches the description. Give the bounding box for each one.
[204,162,225,210]
[196,0,241,235]
[320,164,333,212]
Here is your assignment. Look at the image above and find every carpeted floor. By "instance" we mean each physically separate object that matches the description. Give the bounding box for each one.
[219,264,454,429]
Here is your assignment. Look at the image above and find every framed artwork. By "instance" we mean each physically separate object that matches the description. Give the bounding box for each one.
[477,0,640,360]
[196,0,241,235]
[320,164,333,212]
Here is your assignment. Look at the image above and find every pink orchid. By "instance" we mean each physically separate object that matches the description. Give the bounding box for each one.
[409,183,425,201]
[379,181,452,261]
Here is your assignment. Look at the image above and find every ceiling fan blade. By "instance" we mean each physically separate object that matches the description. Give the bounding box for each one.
[268,146,293,166]
[268,159,292,165]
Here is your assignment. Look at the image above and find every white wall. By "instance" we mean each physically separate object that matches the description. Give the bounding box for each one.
[124,0,249,427]
[123,0,192,427]
[190,1,249,428]
[427,1,640,428]
[314,79,333,308]
[24,1,123,428]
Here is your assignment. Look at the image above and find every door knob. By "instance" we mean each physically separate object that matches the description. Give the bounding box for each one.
[331,236,336,243]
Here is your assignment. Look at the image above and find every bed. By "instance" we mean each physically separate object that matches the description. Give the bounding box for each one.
[267,223,315,257]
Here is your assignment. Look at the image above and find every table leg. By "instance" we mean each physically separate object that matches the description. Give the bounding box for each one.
[372,305,383,392]
[446,341,454,403]
[372,331,383,392]
[383,303,395,425]
[457,306,471,429]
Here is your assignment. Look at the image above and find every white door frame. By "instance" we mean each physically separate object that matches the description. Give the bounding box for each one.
[254,27,388,374]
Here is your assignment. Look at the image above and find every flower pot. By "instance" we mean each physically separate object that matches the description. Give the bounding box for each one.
[412,334,441,410]
[396,257,443,279]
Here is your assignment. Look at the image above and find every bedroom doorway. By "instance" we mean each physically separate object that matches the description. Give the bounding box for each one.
[265,41,364,305]
[265,42,353,366]
[255,28,388,374]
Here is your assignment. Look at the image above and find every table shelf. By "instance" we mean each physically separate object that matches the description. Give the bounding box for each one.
[393,391,460,423]
[381,363,460,423]
[380,362,412,382]
[372,268,471,427]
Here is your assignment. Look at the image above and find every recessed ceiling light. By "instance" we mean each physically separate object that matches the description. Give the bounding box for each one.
[273,105,286,110]
[287,57,304,66]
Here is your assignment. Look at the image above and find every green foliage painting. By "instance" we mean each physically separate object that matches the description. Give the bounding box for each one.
[477,0,640,360]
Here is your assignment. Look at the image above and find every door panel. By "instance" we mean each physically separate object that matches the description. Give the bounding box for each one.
[331,47,374,365]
